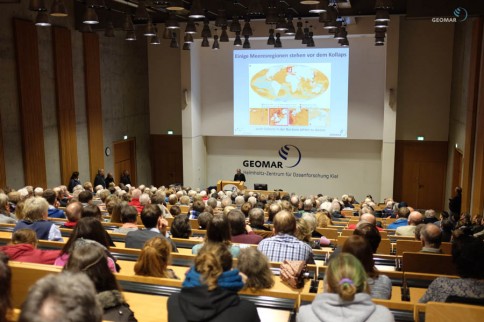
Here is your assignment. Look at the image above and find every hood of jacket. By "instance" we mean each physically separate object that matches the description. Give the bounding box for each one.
[310,293,377,322]
[0,243,34,258]
[97,290,125,310]
[175,286,240,321]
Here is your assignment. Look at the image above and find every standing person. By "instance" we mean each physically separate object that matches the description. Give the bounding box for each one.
[449,187,462,220]
[233,169,246,182]
[93,169,106,189]
[120,170,131,186]
[297,253,394,322]
[68,171,81,193]
[105,173,114,187]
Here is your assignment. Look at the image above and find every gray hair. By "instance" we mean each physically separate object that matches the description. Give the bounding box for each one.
[19,272,103,322]
[23,197,49,221]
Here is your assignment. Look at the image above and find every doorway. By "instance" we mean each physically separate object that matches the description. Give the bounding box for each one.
[113,138,137,187]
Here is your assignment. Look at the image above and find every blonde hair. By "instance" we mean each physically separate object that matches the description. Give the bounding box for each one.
[134,237,172,278]
[295,218,312,243]
[12,229,38,246]
[195,243,233,291]
[23,197,49,221]
[237,248,274,291]
[324,253,369,301]
[315,211,333,228]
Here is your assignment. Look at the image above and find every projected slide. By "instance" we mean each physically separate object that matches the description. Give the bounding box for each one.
[233,48,349,138]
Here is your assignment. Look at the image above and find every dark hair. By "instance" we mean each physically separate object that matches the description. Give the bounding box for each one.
[70,171,79,180]
[64,243,119,293]
[451,235,484,279]
[42,189,57,205]
[237,248,274,291]
[353,222,381,253]
[61,217,109,256]
[342,235,378,278]
[206,215,231,245]
[192,200,205,213]
[0,253,11,322]
[227,209,246,236]
[241,202,252,217]
[198,212,213,229]
[78,191,93,204]
[120,205,138,224]
[170,214,192,238]
[140,204,161,229]
[169,205,181,217]
[81,204,102,220]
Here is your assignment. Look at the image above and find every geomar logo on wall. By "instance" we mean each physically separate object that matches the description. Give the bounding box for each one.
[278,144,302,168]
[242,144,302,169]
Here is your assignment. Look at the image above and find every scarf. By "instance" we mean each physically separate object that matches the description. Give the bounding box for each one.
[183,267,244,292]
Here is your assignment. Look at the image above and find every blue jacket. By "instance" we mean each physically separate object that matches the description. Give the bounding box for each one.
[387,218,408,230]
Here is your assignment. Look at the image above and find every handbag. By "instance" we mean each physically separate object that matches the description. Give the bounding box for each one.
[280,260,306,289]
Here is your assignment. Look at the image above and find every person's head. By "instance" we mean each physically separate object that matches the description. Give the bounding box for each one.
[240,202,252,217]
[408,211,424,226]
[206,197,217,209]
[414,223,426,241]
[359,213,376,226]
[70,171,79,180]
[139,193,151,206]
[236,169,241,174]
[194,243,233,291]
[197,212,213,229]
[134,237,172,278]
[227,209,246,236]
[78,191,93,204]
[97,169,104,176]
[82,182,93,192]
[268,203,281,222]
[41,189,57,206]
[0,253,11,322]
[169,205,181,217]
[170,214,192,238]
[140,204,162,229]
[19,272,102,322]
[61,217,109,255]
[248,208,265,227]
[301,213,317,233]
[66,201,82,223]
[273,210,296,235]
[397,207,410,219]
[120,205,138,224]
[324,253,369,301]
[315,211,332,228]
[237,248,274,291]
[23,197,49,221]
[192,200,205,213]
[206,214,232,245]
[451,235,484,278]
[131,189,142,200]
[12,229,38,247]
[64,243,119,293]
[295,218,312,242]
[342,235,377,278]
[420,223,442,249]
[353,222,381,253]
[81,204,102,221]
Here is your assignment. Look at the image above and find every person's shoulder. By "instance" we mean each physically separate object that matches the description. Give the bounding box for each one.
[371,304,395,322]
[296,304,318,322]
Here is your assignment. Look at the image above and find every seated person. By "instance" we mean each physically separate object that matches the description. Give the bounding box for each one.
[0,193,17,224]
[395,211,423,236]
[342,235,392,299]
[113,205,139,234]
[237,247,275,291]
[170,214,192,239]
[227,209,262,245]
[64,243,137,321]
[0,253,11,322]
[60,201,82,229]
[192,215,240,258]
[13,197,62,241]
[134,237,178,279]
[347,214,383,231]
[81,204,115,247]
[169,205,182,217]
[419,233,484,303]
[19,272,103,322]
[42,189,66,219]
[420,223,443,253]
[168,243,259,322]
[188,200,205,219]
[248,208,270,231]
[0,229,60,264]
[197,212,213,230]
[387,207,410,230]
[298,253,394,322]
[125,204,178,252]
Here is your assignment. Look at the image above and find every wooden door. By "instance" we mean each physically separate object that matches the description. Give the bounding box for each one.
[150,134,183,187]
[114,139,137,187]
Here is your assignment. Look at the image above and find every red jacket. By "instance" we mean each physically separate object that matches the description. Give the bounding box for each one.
[0,244,60,264]
[128,198,144,214]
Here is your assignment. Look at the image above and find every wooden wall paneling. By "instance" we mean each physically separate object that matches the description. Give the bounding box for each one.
[114,139,137,186]
[0,112,6,188]
[13,19,47,188]
[150,134,183,187]
[83,33,104,182]
[52,26,78,185]
[471,20,484,217]
[461,18,483,214]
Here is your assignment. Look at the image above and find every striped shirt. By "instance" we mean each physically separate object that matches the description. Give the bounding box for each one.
[257,233,312,263]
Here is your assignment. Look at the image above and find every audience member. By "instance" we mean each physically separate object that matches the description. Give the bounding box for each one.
[61,201,82,229]
[68,171,81,193]
[192,215,240,257]
[258,211,313,262]
[19,273,103,322]
[197,212,213,230]
[297,253,394,322]
[128,189,143,213]
[113,205,139,234]
[266,203,281,224]
[188,200,205,219]
[93,169,106,189]
[55,217,118,272]
[125,205,178,252]
[420,224,443,253]
[64,244,137,321]
[347,213,382,231]
[0,229,60,264]
[0,253,11,322]
[134,237,178,279]
[395,211,423,236]
[420,234,484,302]
[423,209,439,224]
[170,214,192,239]
[237,247,275,291]
[249,208,270,231]
[169,205,182,217]
[386,207,410,230]
[78,190,93,206]
[13,197,62,241]
[342,235,392,299]
[42,189,65,219]
[168,243,259,322]
[227,209,262,245]
[0,193,16,224]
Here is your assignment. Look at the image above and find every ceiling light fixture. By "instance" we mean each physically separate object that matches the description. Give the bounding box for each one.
[233,31,242,46]
[83,5,99,24]
[267,28,275,45]
[166,0,184,11]
[275,33,282,48]
[201,35,210,47]
[50,0,68,17]
[220,26,229,42]
[125,30,136,41]
[212,34,220,50]
[35,10,51,26]
[189,0,205,19]
[134,0,149,21]
[170,33,179,48]
[166,12,180,29]
[185,19,197,34]
[230,16,241,32]
[243,35,250,49]
[144,19,156,36]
